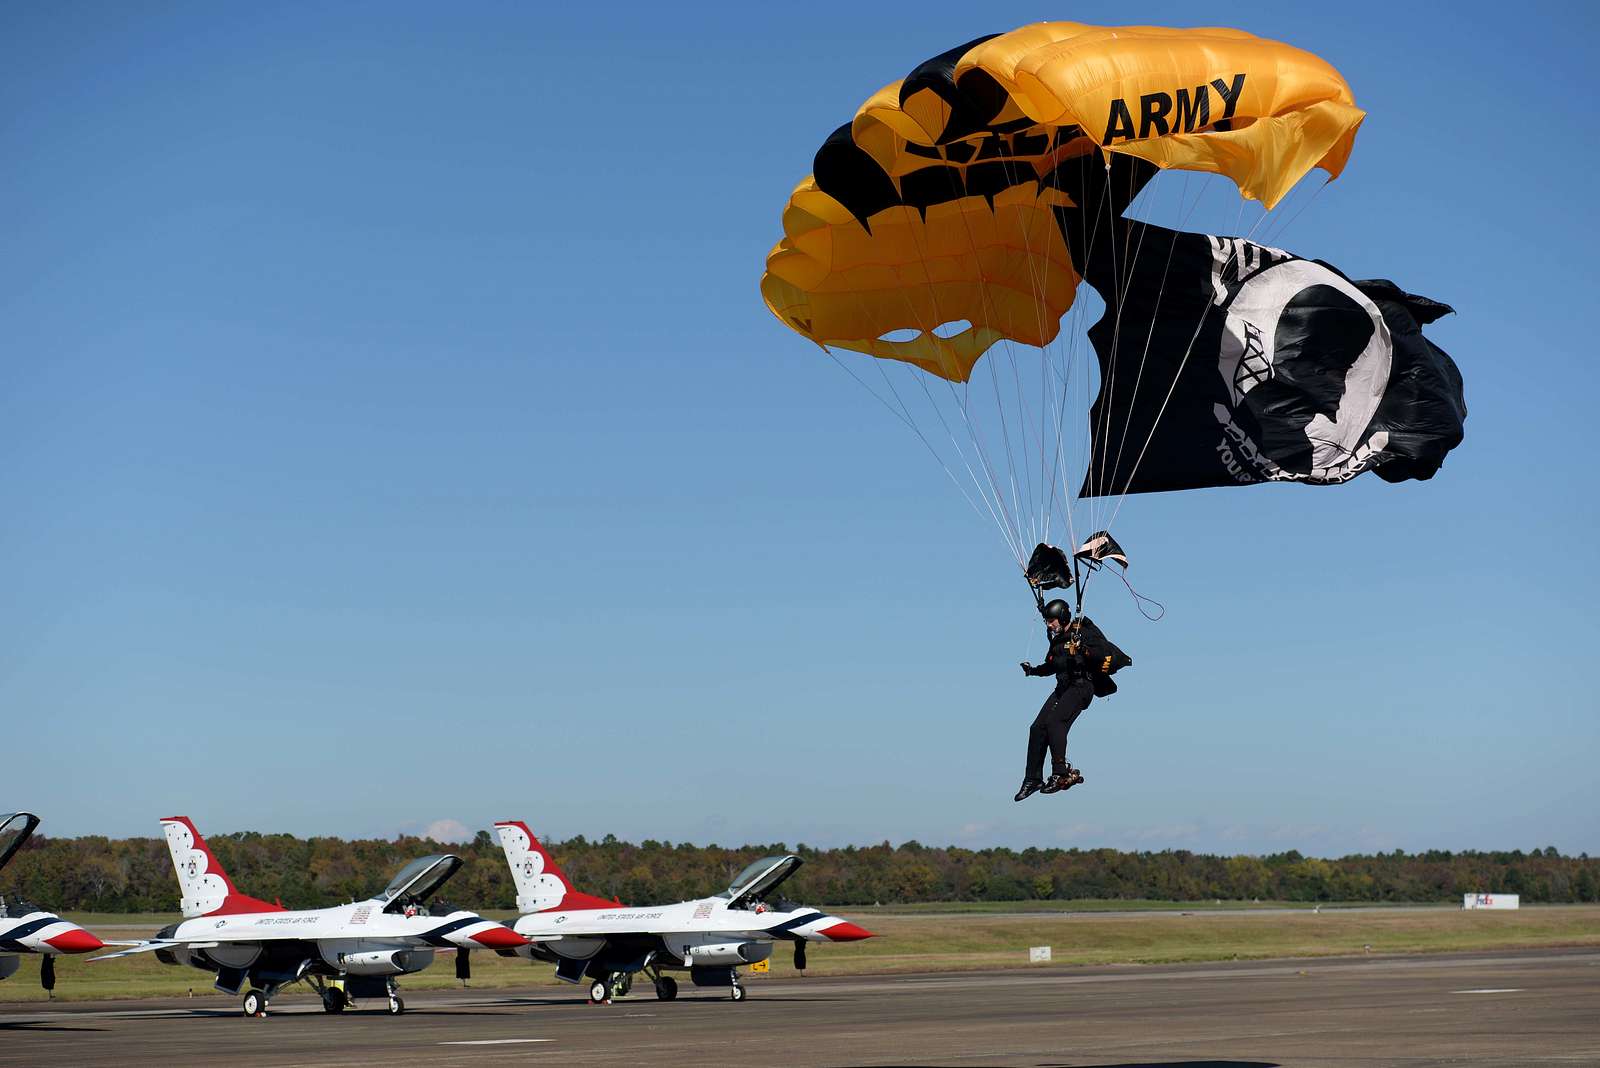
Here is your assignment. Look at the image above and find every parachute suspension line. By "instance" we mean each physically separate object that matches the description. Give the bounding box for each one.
[1089,157,1153,529]
[1052,150,1114,560]
[1087,162,1120,519]
[883,358,1026,564]
[846,282,1025,564]
[820,343,1015,560]
[929,163,1039,554]
[1095,156,1161,527]
[1036,149,1087,553]
[890,190,1030,564]
[1102,253,1230,527]
[833,280,1017,556]
[949,373,1026,563]
[903,361,1029,563]
[983,342,1030,553]
[1049,148,1112,564]
[1260,174,1329,250]
[1102,169,1218,532]
[882,227,1029,565]
[1102,170,1308,535]
[1003,343,1043,549]
[1103,169,1194,497]
[992,147,1073,550]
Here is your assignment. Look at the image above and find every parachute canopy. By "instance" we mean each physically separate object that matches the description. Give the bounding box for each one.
[1074,531,1128,568]
[761,22,1364,382]
[1025,543,1074,591]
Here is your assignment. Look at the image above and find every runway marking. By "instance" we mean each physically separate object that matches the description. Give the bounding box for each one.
[438,1038,554,1045]
[1452,987,1524,994]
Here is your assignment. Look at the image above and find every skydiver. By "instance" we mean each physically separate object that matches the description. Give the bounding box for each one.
[1014,600,1129,801]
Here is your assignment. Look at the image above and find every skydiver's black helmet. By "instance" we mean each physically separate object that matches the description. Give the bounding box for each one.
[1040,599,1071,623]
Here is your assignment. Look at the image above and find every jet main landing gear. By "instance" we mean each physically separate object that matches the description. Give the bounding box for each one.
[641,957,678,1002]
[308,975,347,1014]
[588,971,632,1004]
[241,988,267,1017]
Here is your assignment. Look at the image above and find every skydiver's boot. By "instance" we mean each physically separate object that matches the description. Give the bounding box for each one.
[1053,766,1085,793]
[1042,766,1084,794]
[1013,779,1044,802]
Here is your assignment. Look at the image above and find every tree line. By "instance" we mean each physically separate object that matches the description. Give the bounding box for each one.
[5,831,1597,913]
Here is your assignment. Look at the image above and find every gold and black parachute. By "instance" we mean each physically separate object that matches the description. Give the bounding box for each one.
[760,21,1463,607]
[761,22,1364,381]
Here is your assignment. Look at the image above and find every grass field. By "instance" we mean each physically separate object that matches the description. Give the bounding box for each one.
[3,904,1595,1004]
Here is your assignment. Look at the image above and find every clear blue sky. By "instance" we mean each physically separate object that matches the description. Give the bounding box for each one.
[5,2,1596,857]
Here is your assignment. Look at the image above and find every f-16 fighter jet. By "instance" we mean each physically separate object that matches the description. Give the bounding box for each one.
[92,816,527,1017]
[0,812,107,993]
[494,820,873,1003]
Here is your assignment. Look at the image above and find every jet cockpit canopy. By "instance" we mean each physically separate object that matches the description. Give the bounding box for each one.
[377,854,462,914]
[722,854,803,910]
[0,813,40,875]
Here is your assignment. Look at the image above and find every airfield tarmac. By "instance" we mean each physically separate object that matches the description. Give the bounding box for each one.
[1,948,1594,1067]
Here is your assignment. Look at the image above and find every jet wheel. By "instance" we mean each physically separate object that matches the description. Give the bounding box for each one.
[387,995,405,1015]
[589,979,611,1003]
[730,982,746,1003]
[655,976,678,1001]
[242,989,267,1017]
[323,987,347,1014]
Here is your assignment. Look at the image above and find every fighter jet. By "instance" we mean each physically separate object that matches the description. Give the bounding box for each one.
[0,812,107,993]
[92,816,527,1017]
[494,820,873,1003]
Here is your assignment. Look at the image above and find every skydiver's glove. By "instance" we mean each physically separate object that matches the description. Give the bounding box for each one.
[1020,661,1036,676]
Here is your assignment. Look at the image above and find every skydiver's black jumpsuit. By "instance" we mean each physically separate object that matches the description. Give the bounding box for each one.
[1023,636,1097,781]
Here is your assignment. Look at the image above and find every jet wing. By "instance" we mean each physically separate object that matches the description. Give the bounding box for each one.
[90,940,185,961]
[88,927,285,960]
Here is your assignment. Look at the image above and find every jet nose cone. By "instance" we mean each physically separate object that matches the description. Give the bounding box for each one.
[468,924,529,950]
[819,920,874,942]
[45,927,106,954]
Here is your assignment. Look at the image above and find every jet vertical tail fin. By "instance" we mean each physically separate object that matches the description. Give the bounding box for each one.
[159,817,285,918]
[494,820,618,913]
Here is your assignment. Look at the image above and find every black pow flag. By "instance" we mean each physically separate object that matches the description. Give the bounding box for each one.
[1075,223,1466,497]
